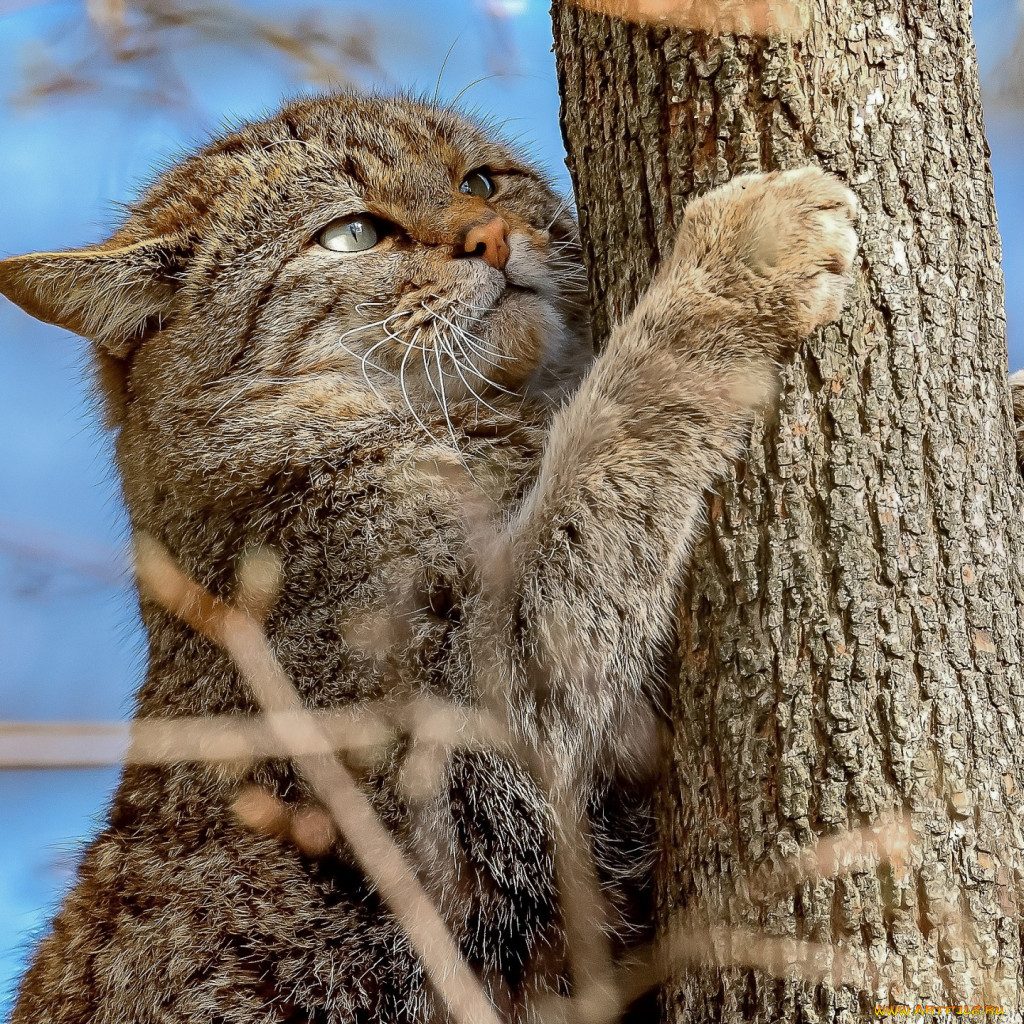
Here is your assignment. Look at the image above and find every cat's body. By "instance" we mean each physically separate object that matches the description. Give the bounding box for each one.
[0,94,858,1023]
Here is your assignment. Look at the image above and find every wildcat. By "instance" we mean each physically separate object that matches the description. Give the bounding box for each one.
[0,92,858,1023]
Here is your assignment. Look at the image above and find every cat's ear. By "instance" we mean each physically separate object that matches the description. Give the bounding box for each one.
[0,236,180,357]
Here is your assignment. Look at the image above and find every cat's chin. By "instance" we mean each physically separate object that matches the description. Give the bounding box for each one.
[478,286,567,390]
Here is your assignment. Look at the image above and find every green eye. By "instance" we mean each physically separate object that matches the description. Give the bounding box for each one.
[460,169,495,200]
[318,215,382,253]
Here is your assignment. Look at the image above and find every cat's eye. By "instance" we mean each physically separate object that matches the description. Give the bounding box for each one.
[318,215,383,253]
[460,169,495,200]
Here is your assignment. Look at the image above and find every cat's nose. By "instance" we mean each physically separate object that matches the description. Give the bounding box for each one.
[460,216,510,271]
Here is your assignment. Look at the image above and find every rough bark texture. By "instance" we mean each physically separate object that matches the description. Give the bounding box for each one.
[552,1,1024,1019]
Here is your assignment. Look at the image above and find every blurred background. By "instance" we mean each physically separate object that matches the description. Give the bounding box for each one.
[0,0,1021,1010]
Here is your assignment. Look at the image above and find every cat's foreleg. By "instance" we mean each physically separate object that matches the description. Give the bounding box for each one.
[503,167,859,789]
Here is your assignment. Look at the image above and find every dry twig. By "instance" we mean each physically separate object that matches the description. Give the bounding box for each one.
[132,534,504,1024]
[11,0,378,111]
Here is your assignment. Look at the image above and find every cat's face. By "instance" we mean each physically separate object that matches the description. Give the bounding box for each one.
[0,94,590,435]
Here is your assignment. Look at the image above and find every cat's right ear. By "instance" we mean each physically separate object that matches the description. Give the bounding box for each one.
[0,236,180,357]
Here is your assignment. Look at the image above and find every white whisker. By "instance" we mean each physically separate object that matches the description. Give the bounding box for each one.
[399,329,446,449]
[440,335,508,417]
[431,335,461,453]
[354,300,391,317]
[333,322,392,375]
[542,194,575,233]
[418,333,455,453]
[429,306,515,366]
[453,327,516,369]
[442,295,493,314]
[204,380,257,426]
[448,334,524,415]
[447,303,486,324]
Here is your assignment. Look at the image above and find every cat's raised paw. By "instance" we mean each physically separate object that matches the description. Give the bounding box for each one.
[676,166,859,336]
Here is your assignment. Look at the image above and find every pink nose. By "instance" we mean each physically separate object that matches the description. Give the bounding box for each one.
[461,216,510,270]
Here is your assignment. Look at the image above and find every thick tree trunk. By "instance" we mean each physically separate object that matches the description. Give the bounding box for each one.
[552,2,1024,1019]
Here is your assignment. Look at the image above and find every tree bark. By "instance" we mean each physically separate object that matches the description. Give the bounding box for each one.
[552,1,1024,1019]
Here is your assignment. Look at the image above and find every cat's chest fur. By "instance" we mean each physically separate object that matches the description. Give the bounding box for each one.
[117,415,567,1019]
[133,432,530,703]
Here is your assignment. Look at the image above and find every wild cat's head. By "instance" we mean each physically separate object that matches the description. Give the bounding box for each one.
[0,94,589,439]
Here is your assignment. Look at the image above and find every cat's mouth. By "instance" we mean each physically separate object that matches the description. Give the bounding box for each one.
[482,280,538,314]
[502,234,562,301]
[503,282,535,297]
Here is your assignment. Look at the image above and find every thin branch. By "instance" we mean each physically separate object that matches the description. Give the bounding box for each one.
[132,534,505,1024]
[0,701,517,770]
[617,919,865,1006]
[12,0,378,111]
[745,817,915,901]
[0,713,391,769]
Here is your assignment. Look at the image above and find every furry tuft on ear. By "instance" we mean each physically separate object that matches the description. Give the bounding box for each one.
[0,236,180,356]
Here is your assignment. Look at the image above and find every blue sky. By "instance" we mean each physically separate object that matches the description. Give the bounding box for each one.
[1,0,1023,1011]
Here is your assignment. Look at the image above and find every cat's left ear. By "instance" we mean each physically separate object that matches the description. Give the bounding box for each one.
[0,236,181,357]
